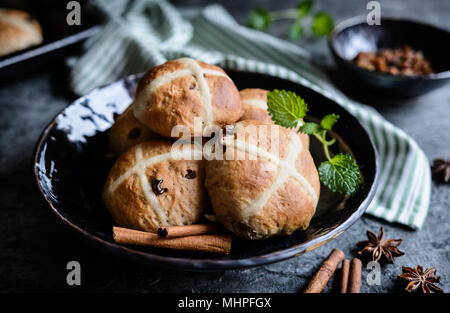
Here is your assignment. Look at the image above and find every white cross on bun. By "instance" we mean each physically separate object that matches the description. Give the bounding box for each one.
[239,89,309,149]
[108,104,163,156]
[133,58,243,138]
[205,120,320,239]
[103,140,207,232]
[0,9,43,57]
[239,88,273,123]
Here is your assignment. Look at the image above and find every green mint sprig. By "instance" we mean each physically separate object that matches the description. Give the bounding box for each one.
[267,90,362,196]
[267,89,308,128]
[247,1,334,41]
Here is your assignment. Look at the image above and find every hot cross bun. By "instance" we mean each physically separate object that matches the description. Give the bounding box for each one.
[205,120,320,239]
[0,9,42,56]
[239,89,309,149]
[133,58,242,138]
[103,140,207,232]
[239,88,273,123]
[108,104,162,156]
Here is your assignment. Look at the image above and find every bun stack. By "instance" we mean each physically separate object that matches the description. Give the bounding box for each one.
[104,58,320,239]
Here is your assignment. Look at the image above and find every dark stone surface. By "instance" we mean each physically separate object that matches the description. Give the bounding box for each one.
[0,0,448,292]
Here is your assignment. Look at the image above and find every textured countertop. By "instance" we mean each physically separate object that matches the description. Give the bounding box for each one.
[0,0,448,292]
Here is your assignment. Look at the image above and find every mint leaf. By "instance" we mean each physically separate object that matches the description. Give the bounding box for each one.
[297,0,313,18]
[248,7,272,30]
[299,114,339,135]
[267,90,308,129]
[312,12,334,36]
[299,122,320,135]
[318,153,362,195]
[266,89,361,197]
[320,114,339,130]
[288,21,303,40]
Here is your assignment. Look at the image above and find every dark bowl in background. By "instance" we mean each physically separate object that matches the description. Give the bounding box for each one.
[328,16,450,98]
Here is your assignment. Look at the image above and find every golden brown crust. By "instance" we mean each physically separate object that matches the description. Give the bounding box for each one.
[208,74,242,125]
[0,9,42,56]
[140,75,205,138]
[135,60,184,96]
[103,140,207,232]
[205,120,319,239]
[134,58,243,138]
[238,89,310,149]
[108,104,164,155]
[239,88,273,123]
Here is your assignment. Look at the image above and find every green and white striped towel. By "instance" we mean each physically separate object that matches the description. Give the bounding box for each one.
[69,0,431,229]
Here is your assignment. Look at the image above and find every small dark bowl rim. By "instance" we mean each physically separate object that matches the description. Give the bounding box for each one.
[32,70,380,271]
[328,15,450,81]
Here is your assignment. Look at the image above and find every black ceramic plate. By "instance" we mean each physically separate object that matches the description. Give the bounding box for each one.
[329,16,450,97]
[33,70,379,271]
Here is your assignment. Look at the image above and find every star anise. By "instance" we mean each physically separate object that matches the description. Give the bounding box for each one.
[398,265,443,293]
[431,157,450,183]
[357,227,404,263]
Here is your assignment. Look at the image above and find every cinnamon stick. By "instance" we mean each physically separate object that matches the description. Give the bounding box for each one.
[114,226,160,241]
[157,223,223,238]
[340,259,350,293]
[113,226,232,254]
[304,249,344,293]
[347,258,362,293]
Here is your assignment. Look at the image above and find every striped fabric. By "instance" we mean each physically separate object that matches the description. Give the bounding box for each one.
[69,0,431,229]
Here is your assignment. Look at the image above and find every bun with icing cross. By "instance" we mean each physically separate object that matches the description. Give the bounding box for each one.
[108,104,163,156]
[239,88,272,123]
[239,88,309,149]
[133,58,242,138]
[205,120,320,239]
[103,140,207,232]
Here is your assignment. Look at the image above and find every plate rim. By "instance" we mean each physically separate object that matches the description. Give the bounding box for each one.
[32,70,380,271]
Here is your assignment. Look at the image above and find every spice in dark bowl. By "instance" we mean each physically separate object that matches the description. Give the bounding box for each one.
[353,45,433,76]
[329,16,450,98]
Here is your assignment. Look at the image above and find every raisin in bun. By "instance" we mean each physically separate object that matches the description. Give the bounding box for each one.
[239,88,272,123]
[0,9,43,56]
[103,140,207,232]
[205,120,320,239]
[109,104,163,155]
[133,58,242,138]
